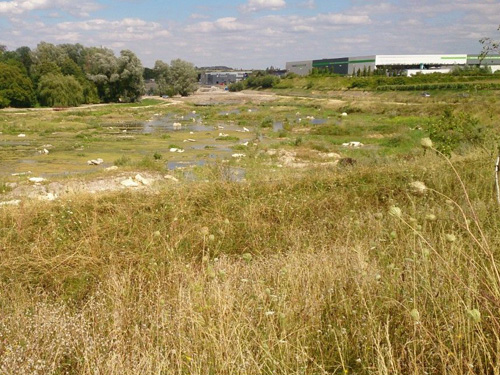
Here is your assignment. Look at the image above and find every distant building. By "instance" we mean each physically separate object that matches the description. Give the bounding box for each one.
[200,71,251,85]
[286,54,500,76]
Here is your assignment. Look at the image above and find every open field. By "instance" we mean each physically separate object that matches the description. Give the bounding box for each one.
[1,86,500,374]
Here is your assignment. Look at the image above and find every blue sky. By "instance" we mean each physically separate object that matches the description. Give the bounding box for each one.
[1,0,499,69]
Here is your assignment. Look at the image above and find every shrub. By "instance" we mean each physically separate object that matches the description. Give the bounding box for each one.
[425,110,487,155]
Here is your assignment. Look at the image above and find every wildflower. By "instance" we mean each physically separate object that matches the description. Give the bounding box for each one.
[445,234,456,242]
[208,234,215,241]
[467,309,481,323]
[420,137,433,149]
[242,253,253,262]
[425,213,437,221]
[200,226,209,236]
[410,308,420,322]
[409,181,427,196]
[389,206,402,218]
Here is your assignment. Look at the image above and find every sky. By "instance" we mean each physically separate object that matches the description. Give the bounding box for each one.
[0,0,499,69]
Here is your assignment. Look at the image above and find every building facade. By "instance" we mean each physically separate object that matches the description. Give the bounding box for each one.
[286,54,500,76]
[200,71,251,85]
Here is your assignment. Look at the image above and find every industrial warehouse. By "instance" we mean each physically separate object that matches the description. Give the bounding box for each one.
[286,54,500,76]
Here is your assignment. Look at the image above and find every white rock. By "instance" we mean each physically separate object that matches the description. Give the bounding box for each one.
[189,131,194,134]
[105,166,118,171]
[135,174,151,186]
[121,178,139,187]
[219,133,229,137]
[173,122,182,128]
[341,112,348,116]
[87,158,104,165]
[42,192,57,201]
[177,149,185,153]
[164,175,179,182]
[29,177,46,183]
[342,141,364,148]
[169,148,178,152]
[243,127,250,132]
[241,141,249,146]
[232,153,246,158]
[18,133,26,137]
[0,200,21,206]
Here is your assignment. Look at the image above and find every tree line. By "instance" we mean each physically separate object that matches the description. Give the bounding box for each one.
[0,42,198,108]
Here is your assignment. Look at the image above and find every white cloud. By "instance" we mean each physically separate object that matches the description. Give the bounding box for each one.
[240,0,286,13]
[298,0,315,9]
[0,0,101,17]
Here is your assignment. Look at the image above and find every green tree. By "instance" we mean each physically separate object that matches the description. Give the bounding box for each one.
[38,73,84,107]
[117,49,145,102]
[84,47,120,102]
[169,59,198,96]
[0,62,36,108]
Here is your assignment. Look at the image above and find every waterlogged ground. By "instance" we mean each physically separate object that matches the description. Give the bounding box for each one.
[1,86,482,202]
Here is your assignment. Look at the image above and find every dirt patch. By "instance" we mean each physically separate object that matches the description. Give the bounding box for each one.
[0,171,178,205]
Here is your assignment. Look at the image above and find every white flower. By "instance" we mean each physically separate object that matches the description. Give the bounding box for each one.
[389,206,402,218]
[409,181,427,196]
[421,137,433,149]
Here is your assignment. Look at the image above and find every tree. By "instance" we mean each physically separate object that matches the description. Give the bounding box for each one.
[0,62,36,108]
[38,73,84,107]
[153,60,171,96]
[84,47,121,102]
[169,59,198,96]
[480,25,500,59]
[117,49,145,102]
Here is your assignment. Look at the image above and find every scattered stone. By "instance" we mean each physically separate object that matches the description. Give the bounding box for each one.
[341,112,348,117]
[87,158,104,165]
[135,174,152,186]
[243,127,250,132]
[173,122,182,129]
[12,171,32,176]
[105,166,118,171]
[29,177,46,183]
[218,132,229,137]
[164,175,179,182]
[18,133,26,137]
[41,192,57,201]
[232,153,246,158]
[120,178,140,188]
[183,139,196,142]
[342,141,364,148]
[38,148,49,155]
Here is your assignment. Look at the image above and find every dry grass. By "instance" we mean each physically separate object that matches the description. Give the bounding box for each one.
[0,149,499,374]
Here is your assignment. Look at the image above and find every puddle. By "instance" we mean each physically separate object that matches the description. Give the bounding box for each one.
[273,122,284,132]
[167,160,207,170]
[218,109,241,116]
[310,119,327,125]
[190,144,233,152]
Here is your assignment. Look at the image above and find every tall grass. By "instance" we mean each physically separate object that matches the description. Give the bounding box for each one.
[0,149,499,374]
